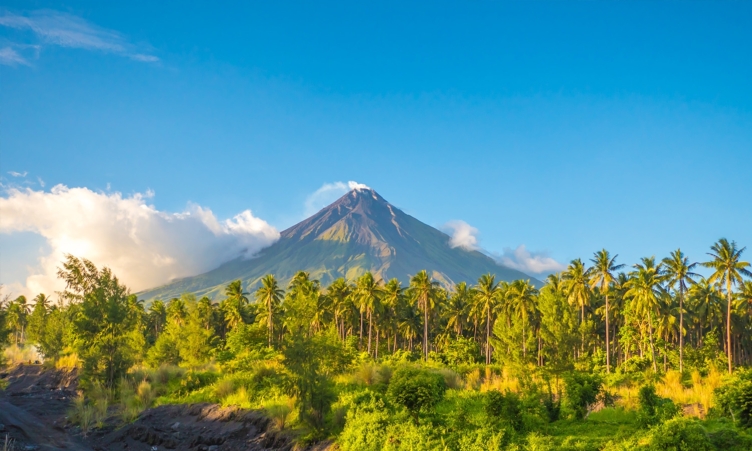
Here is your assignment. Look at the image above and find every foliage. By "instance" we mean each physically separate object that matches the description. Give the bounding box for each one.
[637,384,679,426]
[714,369,752,428]
[387,366,446,422]
[563,371,602,419]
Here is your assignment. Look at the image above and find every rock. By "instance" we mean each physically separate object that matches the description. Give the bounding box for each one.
[24,446,39,451]
[171,421,180,430]
[151,447,158,451]
[0,423,5,431]
[208,446,219,451]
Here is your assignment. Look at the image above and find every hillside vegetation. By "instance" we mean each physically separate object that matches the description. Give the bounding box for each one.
[137,188,537,301]
[2,238,752,450]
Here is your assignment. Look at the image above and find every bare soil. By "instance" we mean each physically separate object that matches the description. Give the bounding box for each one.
[0,365,329,451]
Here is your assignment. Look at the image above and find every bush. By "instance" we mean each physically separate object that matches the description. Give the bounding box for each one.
[637,384,679,427]
[484,390,523,431]
[563,371,602,419]
[647,417,713,451]
[707,425,752,451]
[178,370,219,396]
[387,367,446,423]
[338,391,392,451]
[714,369,752,428]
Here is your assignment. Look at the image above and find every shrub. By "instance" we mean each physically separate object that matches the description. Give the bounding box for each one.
[484,390,523,432]
[714,369,752,428]
[637,384,679,427]
[178,370,219,396]
[563,371,602,419]
[338,391,391,451]
[647,417,713,451]
[387,367,446,423]
[707,425,752,451]
[213,379,235,399]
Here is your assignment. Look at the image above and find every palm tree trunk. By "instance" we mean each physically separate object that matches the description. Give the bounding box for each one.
[360,310,364,349]
[424,298,429,361]
[368,309,373,355]
[648,311,657,373]
[679,286,684,373]
[486,305,491,365]
[605,292,610,373]
[726,278,733,374]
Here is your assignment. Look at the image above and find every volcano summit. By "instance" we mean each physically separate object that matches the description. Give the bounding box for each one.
[138,188,538,300]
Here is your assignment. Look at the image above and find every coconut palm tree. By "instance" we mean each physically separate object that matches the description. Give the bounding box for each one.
[661,249,699,372]
[255,274,284,346]
[589,250,624,373]
[702,238,751,373]
[687,278,723,346]
[327,278,352,341]
[508,279,539,358]
[625,257,665,372]
[475,274,502,365]
[148,300,167,338]
[563,259,591,325]
[382,278,405,351]
[445,282,472,338]
[223,280,249,330]
[355,272,382,355]
[410,270,439,361]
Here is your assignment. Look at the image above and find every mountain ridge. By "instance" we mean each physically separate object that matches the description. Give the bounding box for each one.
[137,188,541,300]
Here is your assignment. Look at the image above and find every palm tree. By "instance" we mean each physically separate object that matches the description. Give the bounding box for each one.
[327,278,352,341]
[563,259,591,355]
[703,238,751,374]
[661,249,699,372]
[475,274,501,364]
[223,280,249,330]
[355,272,382,355]
[563,259,591,325]
[148,300,167,338]
[688,278,723,346]
[625,257,664,372]
[589,250,624,373]
[410,270,439,361]
[382,278,405,351]
[445,282,472,338]
[508,279,539,358]
[255,274,284,346]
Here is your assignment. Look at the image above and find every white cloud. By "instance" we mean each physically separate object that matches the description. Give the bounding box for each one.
[0,185,279,297]
[7,171,28,177]
[0,10,158,64]
[0,46,29,66]
[304,180,370,216]
[443,220,480,251]
[495,245,565,275]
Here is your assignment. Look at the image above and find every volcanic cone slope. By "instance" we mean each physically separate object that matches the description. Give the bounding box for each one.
[138,188,539,300]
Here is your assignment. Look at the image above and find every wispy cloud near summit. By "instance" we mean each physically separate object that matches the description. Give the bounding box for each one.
[304,181,369,216]
[0,10,159,66]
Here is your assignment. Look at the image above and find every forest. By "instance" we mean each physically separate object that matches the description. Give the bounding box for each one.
[2,238,752,450]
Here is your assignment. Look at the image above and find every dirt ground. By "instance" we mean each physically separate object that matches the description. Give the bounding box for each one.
[0,365,329,451]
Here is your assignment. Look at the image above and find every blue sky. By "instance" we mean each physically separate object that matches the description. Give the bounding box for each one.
[1,1,751,295]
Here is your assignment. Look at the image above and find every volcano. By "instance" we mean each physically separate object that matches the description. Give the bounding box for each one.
[138,188,539,300]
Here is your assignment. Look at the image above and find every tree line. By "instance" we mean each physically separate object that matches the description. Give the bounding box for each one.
[1,238,750,389]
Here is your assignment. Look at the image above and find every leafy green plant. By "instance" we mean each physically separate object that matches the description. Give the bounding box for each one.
[387,367,446,423]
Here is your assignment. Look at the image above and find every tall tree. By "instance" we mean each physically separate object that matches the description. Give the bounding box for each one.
[625,257,664,372]
[255,274,284,346]
[475,274,501,365]
[508,279,539,358]
[563,259,591,355]
[589,250,624,373]
[410,270,439,361]
[327,278,352,340]
[355,272,381,355]
[445,282,471,338]
[703,238,751,374]
[223,280,249,330]
[661,249,699,372]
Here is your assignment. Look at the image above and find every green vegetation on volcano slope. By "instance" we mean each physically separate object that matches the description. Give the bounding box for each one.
[137,188,538,301]
[3,237,752,449]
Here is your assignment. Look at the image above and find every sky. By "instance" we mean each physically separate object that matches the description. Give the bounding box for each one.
[1,1,751,297]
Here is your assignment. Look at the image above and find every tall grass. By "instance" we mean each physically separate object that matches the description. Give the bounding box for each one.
[2,345,41,365]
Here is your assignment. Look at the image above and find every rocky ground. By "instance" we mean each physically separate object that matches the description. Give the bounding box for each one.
[0,365,325,451]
